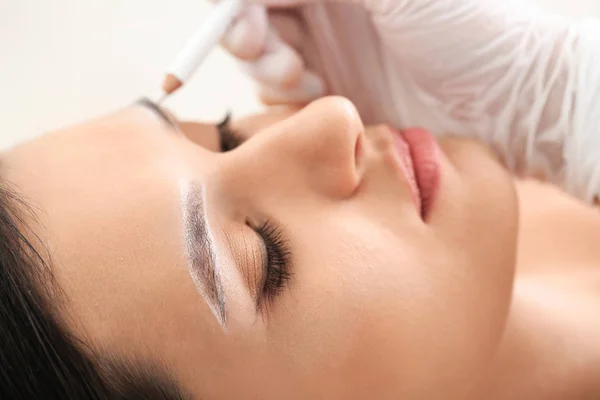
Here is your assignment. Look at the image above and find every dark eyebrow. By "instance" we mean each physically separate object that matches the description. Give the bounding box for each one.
[181,181,227,327]
[136,97,176,128]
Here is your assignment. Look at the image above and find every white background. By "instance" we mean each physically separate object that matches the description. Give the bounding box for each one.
[1,0,599,149]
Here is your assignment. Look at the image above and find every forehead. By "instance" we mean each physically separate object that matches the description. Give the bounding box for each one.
[0,106,213,343]
[5,107,169,163]
[0,107,198,253]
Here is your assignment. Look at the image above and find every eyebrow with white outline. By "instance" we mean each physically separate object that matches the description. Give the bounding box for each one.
[181,180,227,327]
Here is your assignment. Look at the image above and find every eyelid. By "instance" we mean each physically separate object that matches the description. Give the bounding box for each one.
[248,219,292,310]
[217,119,246,152]
[136,98,180,131]
[237,229,266,304]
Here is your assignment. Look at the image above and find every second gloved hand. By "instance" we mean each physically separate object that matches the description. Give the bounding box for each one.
[222,0,600,203]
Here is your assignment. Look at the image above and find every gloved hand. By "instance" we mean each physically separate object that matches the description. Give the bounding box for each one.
[221,0,600,204]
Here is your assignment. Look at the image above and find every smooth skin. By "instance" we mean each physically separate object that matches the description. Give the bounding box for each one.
[2,97,599,399]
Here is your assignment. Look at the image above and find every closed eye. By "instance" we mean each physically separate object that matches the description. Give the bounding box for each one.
[136,98,177,128]
[251,220,292,310]
[217,113,246,152]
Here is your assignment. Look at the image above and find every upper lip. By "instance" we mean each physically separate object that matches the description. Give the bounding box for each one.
[368,125,424,217]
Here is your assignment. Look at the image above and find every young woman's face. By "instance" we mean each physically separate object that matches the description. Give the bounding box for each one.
[3,97,518,399]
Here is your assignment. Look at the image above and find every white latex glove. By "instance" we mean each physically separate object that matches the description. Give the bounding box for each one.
[222,0,600,204]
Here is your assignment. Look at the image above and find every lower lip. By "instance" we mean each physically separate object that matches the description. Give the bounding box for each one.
[390,127,441,220]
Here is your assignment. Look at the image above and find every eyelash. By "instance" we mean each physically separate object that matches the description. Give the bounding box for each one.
[217,113,245,152]
[253,220,292,307]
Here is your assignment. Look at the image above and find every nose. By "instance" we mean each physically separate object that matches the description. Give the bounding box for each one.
[249,96,365,199]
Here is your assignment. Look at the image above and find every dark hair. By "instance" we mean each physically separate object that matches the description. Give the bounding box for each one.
[0,177,191,400]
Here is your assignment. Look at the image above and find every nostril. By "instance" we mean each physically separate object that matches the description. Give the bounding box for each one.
[354,132,365,174]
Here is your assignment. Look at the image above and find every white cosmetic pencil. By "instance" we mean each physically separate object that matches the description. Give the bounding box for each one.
[159,0,246,102]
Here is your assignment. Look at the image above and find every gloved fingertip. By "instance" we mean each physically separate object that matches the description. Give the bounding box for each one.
[221,4,268,60]
[239,36,305,88]
[259,71,325,104]
[296,71,326,98]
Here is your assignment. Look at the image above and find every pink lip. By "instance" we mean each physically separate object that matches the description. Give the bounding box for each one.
[388,127,441,220]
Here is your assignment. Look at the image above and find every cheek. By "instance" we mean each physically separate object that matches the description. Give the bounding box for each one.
[266,208,516,397]
[436,138,518,335]
[264,219,428,396]
[411,139,518,394]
